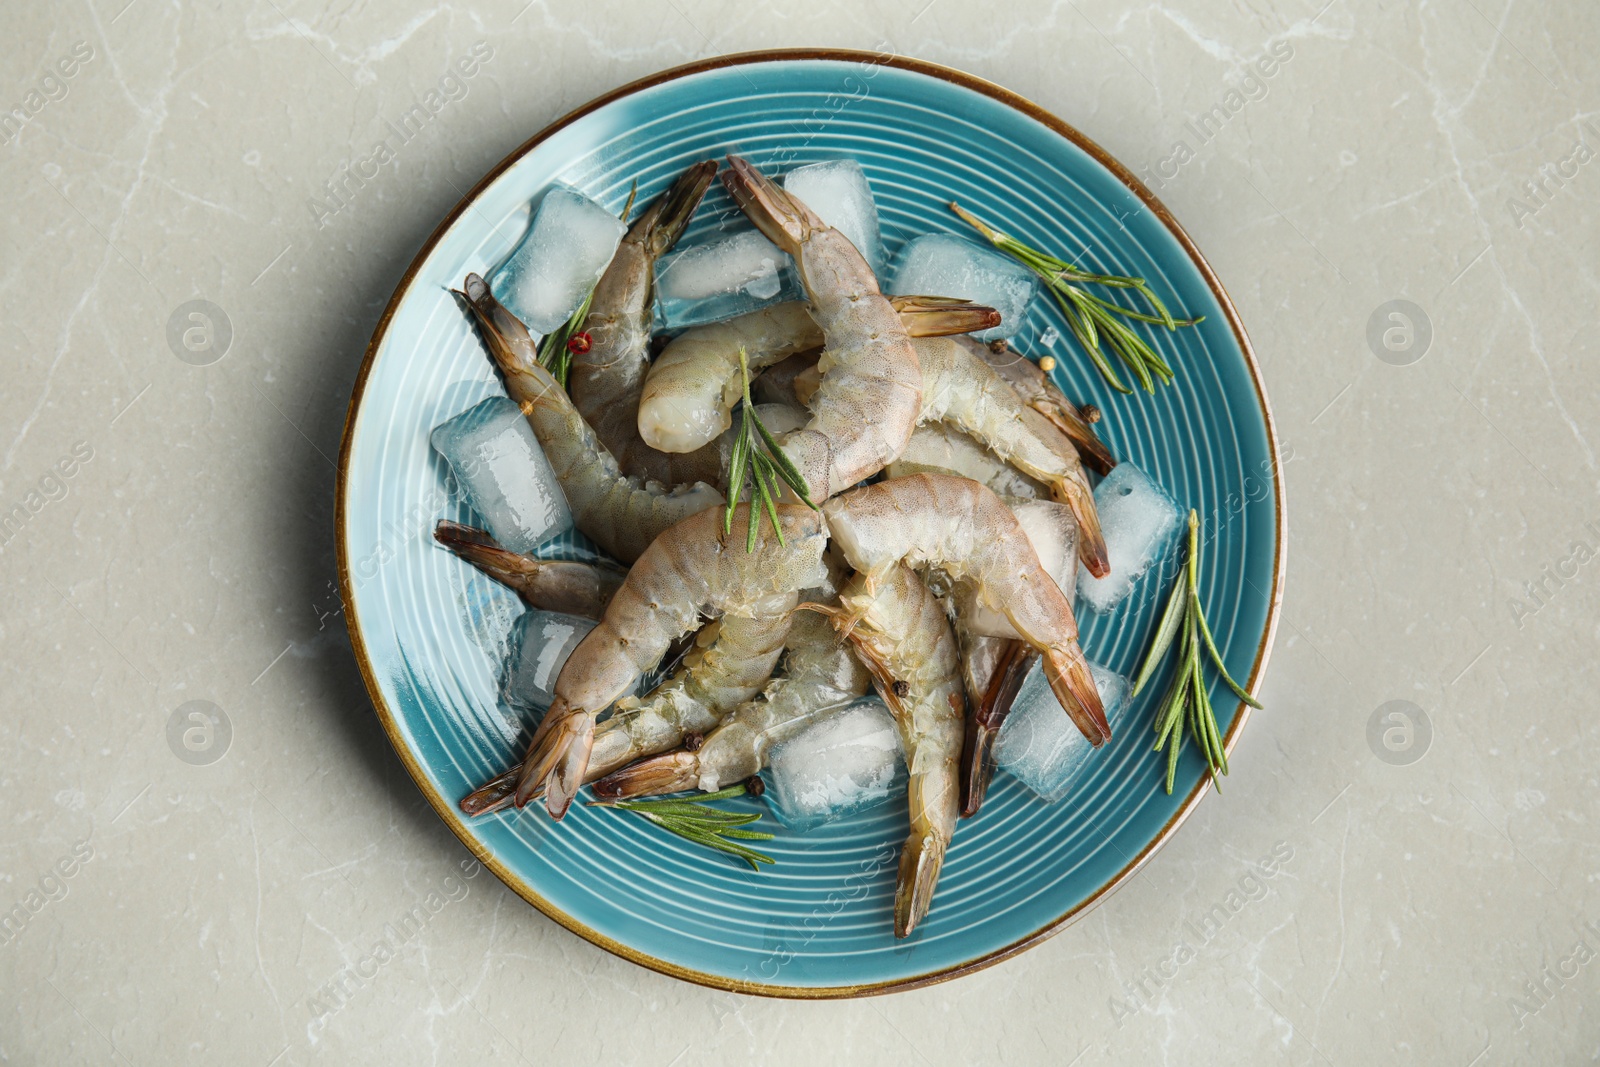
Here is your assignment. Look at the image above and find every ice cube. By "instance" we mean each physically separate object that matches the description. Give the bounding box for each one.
[431,396,573,555]
[1076,463,1183,614]
[490,186,626,334]
[889,233,1039,341]
[782,158,886,278]
[994,660,1132,802]
[502,610,596,713]
[765,696,906,833]
[654,229,801,330]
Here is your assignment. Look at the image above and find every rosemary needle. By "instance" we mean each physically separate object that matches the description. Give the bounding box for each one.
[723,346,819,549]
[590,783,776,870]
[1131,510,1263,793]
[949,202,1204,395]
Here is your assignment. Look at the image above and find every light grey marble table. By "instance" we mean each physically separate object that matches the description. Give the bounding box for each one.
[3,2,1596,1063]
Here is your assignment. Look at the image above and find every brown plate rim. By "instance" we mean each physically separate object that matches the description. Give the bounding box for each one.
[335,46,1287,1000]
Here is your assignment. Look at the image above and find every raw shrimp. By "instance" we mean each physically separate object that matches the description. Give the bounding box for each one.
[948,501,1079,817]
[461,611,790,816]
[823,473,1109,746]
[569,161,725,486]
[433,520,624,619]
[639,297,997,454]
[591,567,872,798]
[810,563,964,939]
[880,335,1109,577]
[719,154,924,501]
[778,334,1106,575]
[972,338,1116,475]
[456,273,721,563]
[887,423,1047,503]
[504,502,829,818]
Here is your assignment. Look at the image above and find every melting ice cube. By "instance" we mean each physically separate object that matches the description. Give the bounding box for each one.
[764,697,906,833]
[782,158,886,278]
[490,186,626,334]
[994,661,1132,802]
[889,233,1039,341]
[502,610,595,713]
[654,229,801,330]
[1076,462,1183,614]
[431,396,573,555]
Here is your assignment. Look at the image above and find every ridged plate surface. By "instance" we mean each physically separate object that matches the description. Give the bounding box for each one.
[337,51,1284,997]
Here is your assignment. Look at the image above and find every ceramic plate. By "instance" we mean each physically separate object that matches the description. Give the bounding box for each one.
[336,50,1285,997]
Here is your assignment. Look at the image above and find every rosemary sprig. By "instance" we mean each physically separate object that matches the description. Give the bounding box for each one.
[535,183,637,389]
[949,202,1203,395]
[589,783,776,870]
[1131,510,1262,794]
[724,346,819,550]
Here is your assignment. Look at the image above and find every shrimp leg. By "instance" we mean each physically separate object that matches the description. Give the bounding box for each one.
[824,473,1109,746]
[455,274,722,563]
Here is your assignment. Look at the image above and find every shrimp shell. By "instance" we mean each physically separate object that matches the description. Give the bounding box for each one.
[913,336,1108,577]
[887,423,1047,502]
[459,613,787,816]
[640,297,997,455]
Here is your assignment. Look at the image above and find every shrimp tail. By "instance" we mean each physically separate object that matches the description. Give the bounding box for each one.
[456,273,540,372]
[894,828,947,939]
[635,159,718,258]
[1034,398,1117,476]
[720,154,820,259]
[960,642,1037,818]
[590,751,700,799]
[433,521,529,588]
[1043,642,1111,746]
[513,704,594,817]
[460,767,519,816]
[1056,471,1110,579]
[889,295,1001,338]
[546,727,595,818]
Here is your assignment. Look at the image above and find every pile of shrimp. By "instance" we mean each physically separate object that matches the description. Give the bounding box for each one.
[440,156,1119,939]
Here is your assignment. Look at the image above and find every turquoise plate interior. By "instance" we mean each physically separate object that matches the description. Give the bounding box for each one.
[337,50,1284,997]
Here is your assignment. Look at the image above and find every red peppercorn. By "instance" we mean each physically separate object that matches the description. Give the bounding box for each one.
[567,331,593,355]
